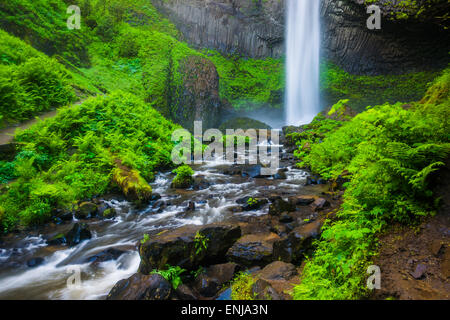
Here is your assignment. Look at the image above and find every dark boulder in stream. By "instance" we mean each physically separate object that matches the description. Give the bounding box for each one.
[226,233,280,268]
[107,273,171,300]
[74,202,98,219]
[138,223,241,273]
[65,223,92,247]
[268,198,296,216]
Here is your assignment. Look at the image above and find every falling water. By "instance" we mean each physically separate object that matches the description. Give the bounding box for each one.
[285,0,321,126]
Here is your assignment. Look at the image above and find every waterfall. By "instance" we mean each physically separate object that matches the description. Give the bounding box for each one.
[285,0,321,126]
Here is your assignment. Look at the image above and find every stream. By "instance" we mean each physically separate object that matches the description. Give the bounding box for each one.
[0,143,310,300]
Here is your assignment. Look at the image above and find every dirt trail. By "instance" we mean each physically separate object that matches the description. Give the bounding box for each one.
[0,100,86,146]
[373,161,450,300]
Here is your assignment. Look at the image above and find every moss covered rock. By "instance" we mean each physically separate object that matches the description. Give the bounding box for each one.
[112,160,152,203]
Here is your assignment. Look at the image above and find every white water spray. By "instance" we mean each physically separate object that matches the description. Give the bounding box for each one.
[285,0,321,125]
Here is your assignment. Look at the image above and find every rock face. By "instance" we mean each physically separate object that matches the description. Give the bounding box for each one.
[152,0,285,59]
[152,0,449,75]
[320,0,449,74]
[172,55,224,131]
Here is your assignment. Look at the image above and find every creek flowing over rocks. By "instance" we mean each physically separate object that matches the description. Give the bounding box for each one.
[0,133,338,300]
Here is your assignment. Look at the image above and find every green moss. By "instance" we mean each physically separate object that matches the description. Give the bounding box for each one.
[230,272,256,300]
[205,50,284,110]
[171,165,194,189]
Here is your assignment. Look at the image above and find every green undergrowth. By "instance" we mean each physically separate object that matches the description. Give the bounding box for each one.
[0,92,179,232]
[321,62,439,112]
[205,50,284,110]
[292,68,450,299]
[0,30,79,126]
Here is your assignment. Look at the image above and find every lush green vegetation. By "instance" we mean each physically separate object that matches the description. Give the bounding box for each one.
[0,30,78,126]
[0,92,179,232]
[291,68,450,299]
[205,50,284,110]
[171,164,194,189]
[230,272,256,300]
[321,62,439,112]
[151,265,186,290]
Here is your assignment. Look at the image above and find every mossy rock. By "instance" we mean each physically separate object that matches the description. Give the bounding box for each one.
[171,176,194,189]
[112,160,152,203]
[102,208,117,219]
[75,202,98,219]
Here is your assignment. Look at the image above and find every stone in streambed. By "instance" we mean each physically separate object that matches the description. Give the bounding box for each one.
[85,248,126,265]
[74,202,98,219]
[269,199,296,216]
[410,264,427,279]
[138,223,241,273]
[226,233,280,268]
[289,195,316,206]
[65,223,92,247]
[311,198,330,211]
[174,284,198,300]
[107,273,171,300]
[273,219,324,264]
[194,263,239,297]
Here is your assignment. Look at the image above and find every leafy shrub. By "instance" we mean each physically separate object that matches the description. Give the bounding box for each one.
[152,265,186,290]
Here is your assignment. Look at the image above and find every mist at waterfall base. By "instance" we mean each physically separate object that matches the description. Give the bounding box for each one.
[285,0,321,126]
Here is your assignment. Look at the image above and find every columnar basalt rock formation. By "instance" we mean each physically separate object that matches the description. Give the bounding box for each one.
[151,0,449,75]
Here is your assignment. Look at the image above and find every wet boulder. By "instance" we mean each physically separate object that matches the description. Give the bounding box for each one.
[194,263,239,297]
[226,233,280,268]
[101,207,117,219]
[85,248,126,265]
[273,169,287,180]
[273,219,324,263]
[74,202,98,219]
[306,175,326,185]
[251,261,300,300]
[47,233,67,246]
[251,279,282,300]
[174,284,198,300]
[242,165,263,179]
[65,223,92,247]
[269,199,296,216]
[311,198,330,211]
[193,176,212,191]
[288,195,316,206]
[107,273,171,300]
[257,261,298,281]
[237,197,268,211]
[139,223,241,273]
